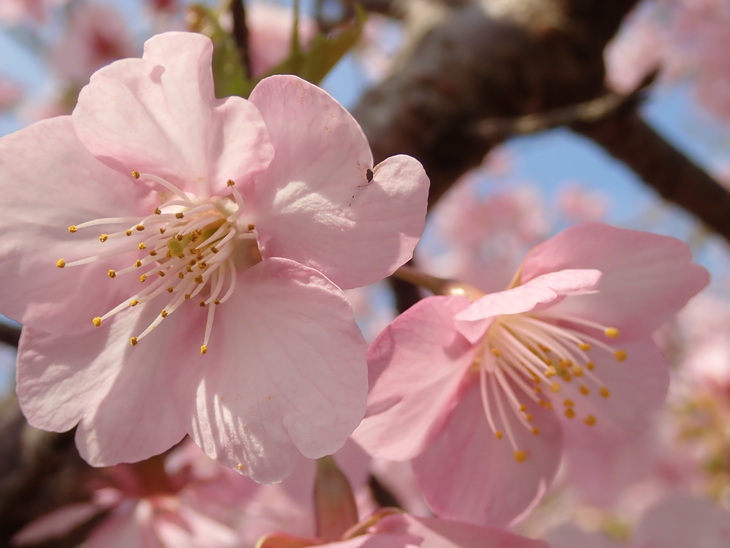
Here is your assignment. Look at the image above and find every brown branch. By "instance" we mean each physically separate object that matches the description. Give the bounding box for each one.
[572,109,730,242]
[230,0,252,79]
[352,0,640,207]
[0,323,20,347]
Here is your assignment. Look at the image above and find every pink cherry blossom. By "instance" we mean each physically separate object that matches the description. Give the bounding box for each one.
[13,441,255,548]
[355,223,709,526]
[50,2,137,86]
[0,31,428,483]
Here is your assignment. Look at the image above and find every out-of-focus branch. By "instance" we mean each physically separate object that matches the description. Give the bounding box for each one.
[474,69,656,138]
[231,0,252,79]
[0,323,20,347]
[352,0,640,207]
[0,396,94,547]
[572,109,730,242]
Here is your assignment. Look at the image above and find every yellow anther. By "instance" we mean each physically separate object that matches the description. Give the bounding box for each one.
[211,246,219,253]
[539,400,553,410]
[549,382,561,393]
[184,293,191,300]
[130,299,139,307]
[92,317,102,327]
[572,365,584,377]
[99,234,108,242]
[495,431,503,440]
[563,399,575,407]
[132,170,140,179]
[67,225,78,233]
[604,327,619,339]
[614,350,627,362]
[194,275,204,284]
[561,372,573,382]
[585,415,597,426]
[159,227,166,234]
[214,299,221,305]
[138,243,147,250]
[199,300,206,307]
[135,224,144,231]
[154,208,161,215]
[227,179,235,187]
[237,463,243,471]
[167,287,174,293]
[178,272,185,279]
[135,260,142,268]
[125,229,132,236]
[139,274,147,282]
[130,337,138,346]
[579,384,590,396]
[514,450,528,463]
[200,345,208,355]
[525,413,533,422]
[531,427,540,435]
[108,269,116,278]
[586,362,595,370]
[491,348,500,357]
[564,408,576,419]
[545,367,557,378]
[578,343,591,351]
[161,310,168,318]
[175,212,184,219]
[149,250,158,256]
[600,386,611,398]
[56,259,66,268]
[519,403,527,412]
[158,271,166,277]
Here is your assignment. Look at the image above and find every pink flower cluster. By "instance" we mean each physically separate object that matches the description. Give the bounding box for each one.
[0,31,428,483]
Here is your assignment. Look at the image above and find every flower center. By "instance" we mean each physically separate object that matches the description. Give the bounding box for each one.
[473,310,627,463]
[57,172,260,355]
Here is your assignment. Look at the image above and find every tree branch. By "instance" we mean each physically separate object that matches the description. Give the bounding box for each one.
[572,108,730,241]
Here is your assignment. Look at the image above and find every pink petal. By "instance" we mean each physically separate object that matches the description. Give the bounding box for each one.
[73,32,273,196]
[520,223,710,333]
[412,385,562,527]
[375,514,551,548]
[454,269,602,343]
[354,296,475,460]
[174,258,368,483]
[86,501,163,548]
[17,303,188,465]
[248,75,429,289]
[152,504,241,548]
[12,502,107,546]
[0,116,152,333]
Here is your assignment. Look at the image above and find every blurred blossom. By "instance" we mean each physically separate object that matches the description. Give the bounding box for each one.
[0,0,67,25]
[0,79,23,111]
[556,183,609,223]
[50,2,137,86]
[13,441,255,548]
[546,494,730,548]
[607,0,730,119]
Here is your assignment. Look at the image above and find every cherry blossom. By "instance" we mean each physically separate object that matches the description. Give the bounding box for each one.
[13,442,255,548]
[355,223,709,526]
[0,31,428,483]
